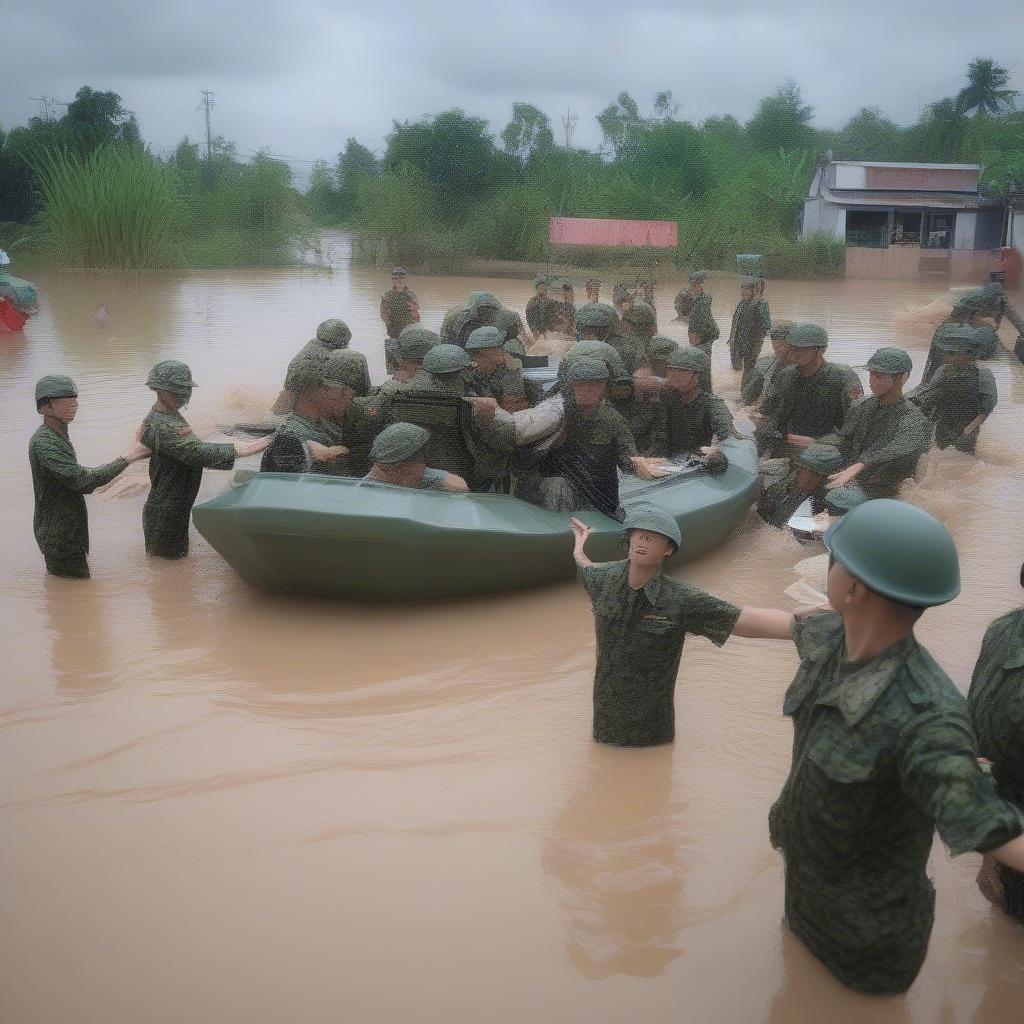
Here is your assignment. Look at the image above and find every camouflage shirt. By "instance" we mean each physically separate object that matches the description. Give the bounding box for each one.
[728,297,771,361]
[770,614,1022,994]
[604,332,646,374]
[756,462,826,528]
[323,395,389,477]
[260,413,338,474]
[579,560,740,746]
[742,354,777,405]
[818,396,932,498]
[28,425,127,563]
[525,294,552,334]
[761,362,851,443]
[286,339,371,398]
[687,293,719,347]
[609,393,669,457]
[673,290,694,320]
[911,364,997,452]
[662,389,734,456]
[379,287,419,337]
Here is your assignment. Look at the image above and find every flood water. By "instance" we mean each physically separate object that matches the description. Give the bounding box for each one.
[2,234,1023,1022]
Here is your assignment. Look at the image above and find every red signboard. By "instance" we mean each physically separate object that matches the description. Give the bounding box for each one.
[548,217,678,249]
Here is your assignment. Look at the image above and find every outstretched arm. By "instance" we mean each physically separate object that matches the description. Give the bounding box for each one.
[732,604,828,640]
[569,517,594,569]
[992,834,1024,872]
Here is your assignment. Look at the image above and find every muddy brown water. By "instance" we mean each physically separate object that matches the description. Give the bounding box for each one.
[2,234,1023,1022]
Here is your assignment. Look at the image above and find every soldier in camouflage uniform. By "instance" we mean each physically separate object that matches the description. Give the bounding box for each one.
[662,347,733,455]
[969,560,1024,925]
[260,357,356,474]
[638,275,657,314]
[817,347,932,498]
[612,284,633,319]
[141,361,271,558]
[756,323,850,459]
[29,375,151,578]
[585,277,601,304]
[569,504,800,747]
[685,272,719,356]
[742,320,794,406]
[771,500,1024,993]
[728,275,772,383]
[363,422,469,492]
[543,279,576,334]
[466,326,531,412]
[757,443,844,529]
[525,276,551,337]
[608,372,668,457]
[375,326,439,399]
[440,292,503,347]
[274,318,371,412]
[318,351,391,477]
[379,267,420,339]
[909,325,997,454]
[605,302,650,374]
[920,302,979,385]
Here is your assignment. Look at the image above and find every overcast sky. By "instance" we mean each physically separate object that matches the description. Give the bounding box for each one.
[3,0,1022,185]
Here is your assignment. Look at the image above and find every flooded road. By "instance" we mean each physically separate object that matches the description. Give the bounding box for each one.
[2,236,1023,1022]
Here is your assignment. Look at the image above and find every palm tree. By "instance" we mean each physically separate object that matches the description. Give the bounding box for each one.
[955,58,1019,116]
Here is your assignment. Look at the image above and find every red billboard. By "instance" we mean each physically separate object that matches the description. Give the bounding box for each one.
[548,217,678,249]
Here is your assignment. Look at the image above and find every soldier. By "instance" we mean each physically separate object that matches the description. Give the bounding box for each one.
[920,301,978,385]
[685,272,719,356]
[569,503,801,748]
[545,279,576,334]
[612,284,634,320]
[770,500,1024,994]
[821,347,932,498]
[379,266,420,340]
[642,335,678,379]
[638,275,657,313]
[274,318,371,413]
[969,560,1024,926]
[525,276,551,337]
[29,375,151,578]
[320,351,390,477]
[672,284,694,322]
[601,302,647,374]
[375,326,439,398]
[363,423,469,492]
[910,325,997,454]
[608,372,668,457]
[440,292,503,347]
[662,347,733,455]
[466,325,530,412]
[728,275,772,383]
[260,358,354,474]
[973,280,1024,337]
[742,320,794,406]
[757,443,844,529]
[756,322,850,459]
[585,277,601,304]
[141,361,271,559]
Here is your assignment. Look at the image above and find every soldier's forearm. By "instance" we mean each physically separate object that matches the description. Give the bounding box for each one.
[731,607,795,641]
[991,833,1024,873]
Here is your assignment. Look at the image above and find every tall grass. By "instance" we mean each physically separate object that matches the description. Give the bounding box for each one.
[30,146,182,269]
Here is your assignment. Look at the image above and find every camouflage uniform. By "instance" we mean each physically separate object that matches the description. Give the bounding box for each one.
[687,292,719,356]
[259,413,339,474]
[728,290,772,381]
[28,426,127,578]
[756,444,843,529]
[526,293,552,335]
[379,286,419,338]
[662,389,734,455]
[285,320,371,400]
[673,289,694,321]
[757,362,851,456]
[741,354,777,405]
[969,606,1024,923]
[772,612,1023,994]
[609,380,669,457]
[579,560,740,746]
[912,364,997,454]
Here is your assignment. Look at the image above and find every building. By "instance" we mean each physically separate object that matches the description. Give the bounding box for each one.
[802,159,1007,281]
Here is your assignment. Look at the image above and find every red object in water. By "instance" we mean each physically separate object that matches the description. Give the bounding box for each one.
[548,217,678,249]
[0,297,29,332]
[993,246,1022,289]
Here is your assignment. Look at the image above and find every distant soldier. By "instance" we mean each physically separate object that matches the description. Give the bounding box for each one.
[612,283,634,320]
[375,326,440,398]
[29,375,150,578]
[728,275,772,383]
[609,372,669,457]
[638,275,657,313]
[673,285,694,322]
[525,276,551,337]
[819,347,932,498]
[685,272,719,356]
[756,322,850,459]
[546,279,576,334]
[440,292,503,347]
[910,325,997,455]
[742,320,794,407]
[585,277,601,303]
[602,301,648,373]
[379,267,420,339]
[757,443,844,529]
[274,318,370,412]
[364,423,469,492]
[661,347,733,455]
[141,361,271,559]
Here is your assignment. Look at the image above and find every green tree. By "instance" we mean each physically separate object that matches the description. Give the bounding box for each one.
[597,92,642,159]
[746,80,815,151]
[60,86,141,153]
[337,137,379,185]
[500,102,554,167]
[307,159,338,223]
[833,107,905,161]
[955,58,1018,116]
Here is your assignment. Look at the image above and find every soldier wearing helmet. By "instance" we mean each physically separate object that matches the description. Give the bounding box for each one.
[363,423,468,492]
[379,267,420,340]
[662,347,733,455]
[727,274,772,384]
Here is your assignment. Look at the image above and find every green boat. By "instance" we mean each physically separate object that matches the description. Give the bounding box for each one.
[192,436,759,601]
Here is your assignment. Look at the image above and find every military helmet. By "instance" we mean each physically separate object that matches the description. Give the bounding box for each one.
[391,266,407,277]
[397,325,440,360]
[740,274,760,289]
[646,336,678,361]
[666,347,709,373]
[423,343,472,374]
[147,359,197,394]
[532,274,547,288]
[565,339,623,378]
[824,499,961,607]
[769,319,795,340]
[620,503,682,550]
[934,324,977,354]
[865,347,913,375]
[688,270,708,284]
[622,303,656,328]
[316,319,352,347]
[612,284,633,305]
[787,322,829,349]
[35,374,79,403]
[567,357,609,382]
[465,325,505,351]
[823,484,869,516]
[575,302,615,331]
[285,356,330,394]
[794,443,844,476]
[370,422,430,465]
[494,308,521,340]
[323,351,367,390]
[504,337,527,358]
[468,291,501,313]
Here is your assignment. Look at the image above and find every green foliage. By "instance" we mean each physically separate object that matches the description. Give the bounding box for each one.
[747,81,815,151]
[956,59,1018,117]
[832,107,905,161]
[501,103,555,167]
[61,86,142,154]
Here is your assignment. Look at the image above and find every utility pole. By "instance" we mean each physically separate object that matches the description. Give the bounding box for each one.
[561,108,578,151]
[198,90,215,164]
[31,96,63,121]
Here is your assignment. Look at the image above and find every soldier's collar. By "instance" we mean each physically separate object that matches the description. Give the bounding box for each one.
[818,633,917,726]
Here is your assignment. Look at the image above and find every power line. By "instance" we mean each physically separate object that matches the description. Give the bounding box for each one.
[198,90,215,164]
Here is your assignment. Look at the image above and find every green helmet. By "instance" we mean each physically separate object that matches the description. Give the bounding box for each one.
[494,308,521,340]
[620,503,682,549]
[423,344,472,374]
[469,291,501,313]
[787,322,829,349]
[865,347,913,375]
[823,484,868,515]
[688,270,708,284]
[794,443,844,475]
[147,359,197,394]
[575,302,615,332]
[397,325,440,360]
[370,422,430,465]
[612,284,633,305]
[567,357,609,382]
[769,319,795,340]
[565,340,624,378]
[666,347,709,373]
[646,336,678,361]
[35,374,78,403]
[824,499,960,607]
[465,325,505,351]
[504,337,527,358]
[323,351,367,390]
[316,319,352,348]
[740,274,760,288]
[622,303,656,328]
[933,324,977,353]
[533,275,547,288]
[285,356,332,394]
